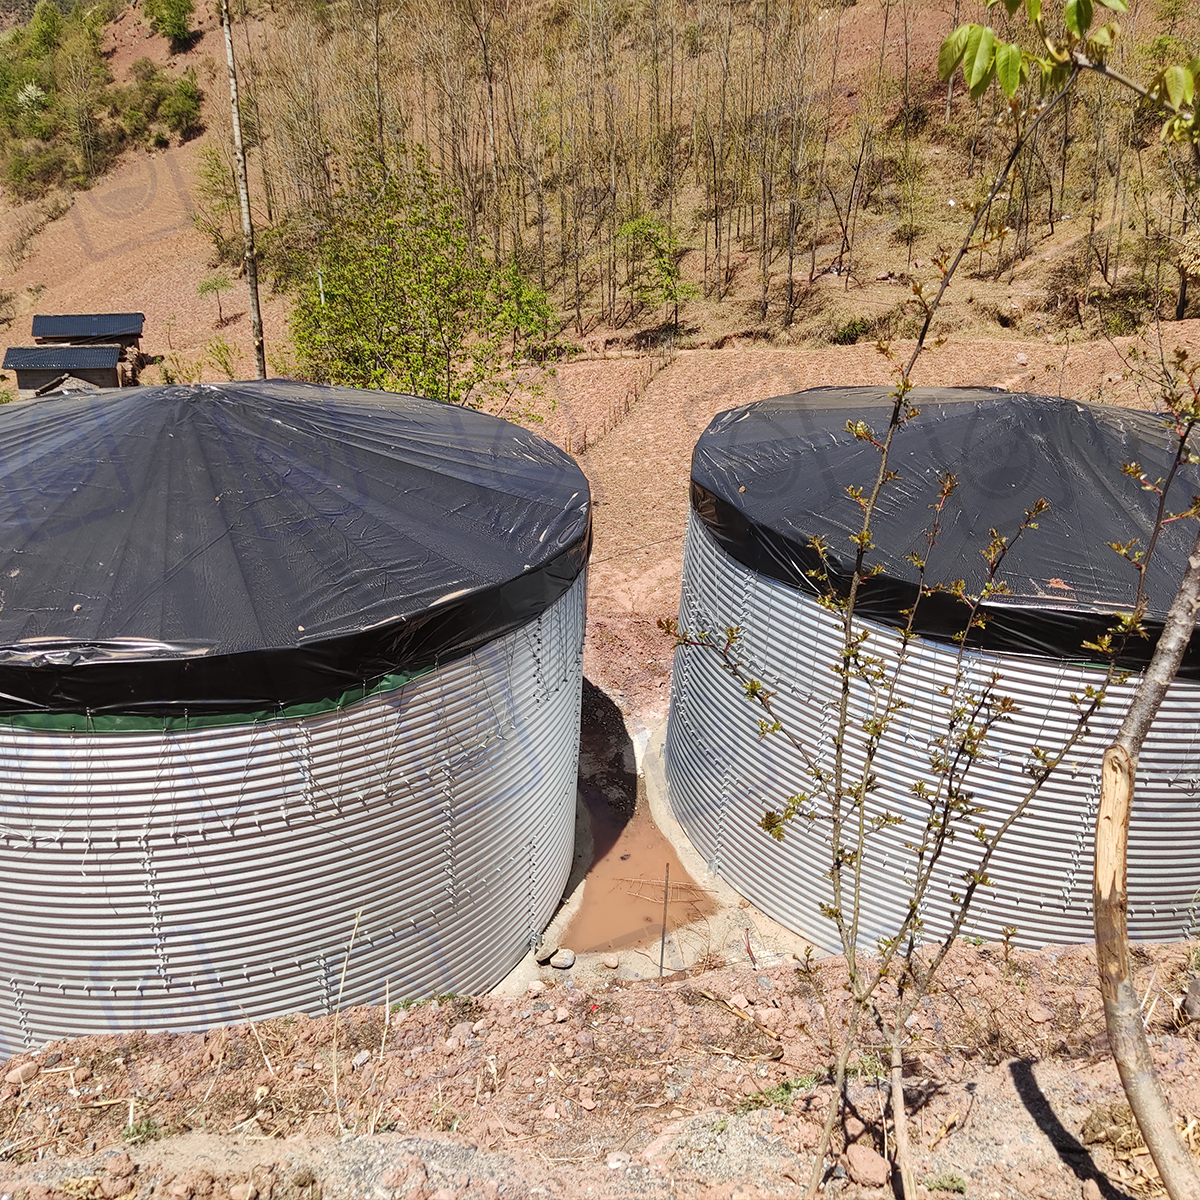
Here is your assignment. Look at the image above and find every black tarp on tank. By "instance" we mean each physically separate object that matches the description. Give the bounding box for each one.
[0,381,590,715]
[691,386,1200,675]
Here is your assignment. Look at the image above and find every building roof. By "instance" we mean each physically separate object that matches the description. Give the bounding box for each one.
[3,345,123,371]
[31,313,144,340]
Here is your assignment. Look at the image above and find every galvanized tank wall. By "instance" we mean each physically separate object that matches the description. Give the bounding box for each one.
[666,517,1200,953]
[0,574,586,1056]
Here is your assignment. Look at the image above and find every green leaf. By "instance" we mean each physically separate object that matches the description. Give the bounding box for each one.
[938,25,972,80]
[1163,64,1194,109]
[971,64,997,100]
[964,24,996,92]
[1087,24,1113,52]
[1095,0,1127,11]
[995,41,1023,96]
[1026,0,1042,22]
[1001,0,1022,13]
[1064,0,1093,37]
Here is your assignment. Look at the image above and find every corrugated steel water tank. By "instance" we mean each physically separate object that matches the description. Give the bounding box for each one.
[0,381,590,1054]
[666,386,1200,953]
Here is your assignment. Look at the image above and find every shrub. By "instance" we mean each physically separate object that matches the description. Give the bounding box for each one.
[158,71,202,139]
[25,2,63,58]
[143,0,195,46]
[3,142,71,200]
[827,315,873,345]
[290,155,555,409]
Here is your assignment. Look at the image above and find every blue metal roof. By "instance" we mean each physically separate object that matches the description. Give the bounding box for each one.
[3,345,122,370]
[31,313,144,339]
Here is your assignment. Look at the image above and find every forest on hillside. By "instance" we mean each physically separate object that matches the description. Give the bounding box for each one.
[193,0,1199,344]
[2,0,1198,355]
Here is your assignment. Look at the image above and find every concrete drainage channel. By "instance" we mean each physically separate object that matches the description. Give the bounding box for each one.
[491,711,811,1001]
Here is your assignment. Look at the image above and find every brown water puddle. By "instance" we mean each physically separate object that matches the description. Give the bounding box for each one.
[564,681,714,957]
[562,781,715,955]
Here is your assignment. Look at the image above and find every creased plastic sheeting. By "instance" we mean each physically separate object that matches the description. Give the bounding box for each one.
[665,518,1200,953]
[0,381,590,714]
[0,573,585,1054]
[691,387,1200,674]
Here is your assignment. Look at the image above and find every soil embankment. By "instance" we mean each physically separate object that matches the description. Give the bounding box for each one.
[0,940,1196,1199]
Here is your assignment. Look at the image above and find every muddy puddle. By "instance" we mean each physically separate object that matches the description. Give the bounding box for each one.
[563,682,715,957]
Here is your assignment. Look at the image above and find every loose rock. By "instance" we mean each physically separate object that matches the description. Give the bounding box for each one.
[1184,976,1200,1022]
[845,1143,890,1188]
[527,980,547,996]
[549,948,576,970]
[1027,1000,1054,1024]
[602,955,619,969]
[106,1153,135,1180]
[4,1062,37,1086]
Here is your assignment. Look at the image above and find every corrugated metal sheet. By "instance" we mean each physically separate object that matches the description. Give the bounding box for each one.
[0,574,586,1056]
[2,345,122,371]
[32,313,144,340]
[665,517,1200,954]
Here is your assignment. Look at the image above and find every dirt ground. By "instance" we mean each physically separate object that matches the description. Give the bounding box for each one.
[1,941,1198,1200]
[6,172,1200,1200]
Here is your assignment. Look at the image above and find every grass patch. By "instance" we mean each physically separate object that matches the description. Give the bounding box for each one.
[121,1117,163,1145]
[924,1174,967,1193]
[737,1073,823,1113]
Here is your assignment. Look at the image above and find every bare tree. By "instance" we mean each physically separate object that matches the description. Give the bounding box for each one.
[220,0,266,379]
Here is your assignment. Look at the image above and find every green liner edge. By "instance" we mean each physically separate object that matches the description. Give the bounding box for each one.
[0,663,437,734]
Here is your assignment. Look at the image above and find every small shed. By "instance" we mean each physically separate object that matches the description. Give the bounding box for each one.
[32,312,144,355]
[3,345,123,398]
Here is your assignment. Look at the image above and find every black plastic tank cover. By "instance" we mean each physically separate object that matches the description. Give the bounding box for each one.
[0,381,591,715]
[690,385,1200,675]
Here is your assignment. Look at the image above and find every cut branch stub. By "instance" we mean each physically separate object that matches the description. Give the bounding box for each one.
[1094,743,1132,1007]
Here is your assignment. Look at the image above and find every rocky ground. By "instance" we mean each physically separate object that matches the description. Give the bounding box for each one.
[1,940,1198,1200]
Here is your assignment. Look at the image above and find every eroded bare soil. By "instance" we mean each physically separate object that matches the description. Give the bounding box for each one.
[1,942,1198,1200]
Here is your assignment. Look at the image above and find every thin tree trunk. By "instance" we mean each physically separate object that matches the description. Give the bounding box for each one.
[945,0,959,124]
[1095,524,1200,1200]
[220,0,266,379]
[1177,196,1191,320]
[889,1040,917,1199]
